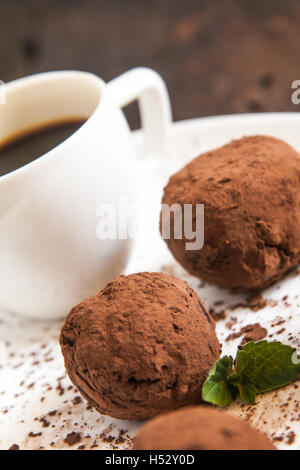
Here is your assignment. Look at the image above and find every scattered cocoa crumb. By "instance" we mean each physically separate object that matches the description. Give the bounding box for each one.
[64,432,81,446]
[115,434,126,445]
[209,308,226,321]
[271,318,285,327]
[72,396,82,405]
[8,444,19,450]
[101,434,115,443]
[225,317,237,330]
[40,417,50,428]
[273,435,284,442]
[56,382,64,396]
[229,294,273,313]
[28,432,42,438]
[226,323,267,345]
[286,431,296,445]
[226,331,243,342]
[246,293,267,312]
[241,325,268,345]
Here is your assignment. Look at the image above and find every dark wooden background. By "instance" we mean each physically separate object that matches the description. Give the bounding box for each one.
[1,0,300,127]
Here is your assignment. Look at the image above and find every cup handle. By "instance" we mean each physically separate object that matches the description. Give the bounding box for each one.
[106,67,172,160]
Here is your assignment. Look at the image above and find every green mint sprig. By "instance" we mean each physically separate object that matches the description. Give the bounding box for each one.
[202,340,300,407]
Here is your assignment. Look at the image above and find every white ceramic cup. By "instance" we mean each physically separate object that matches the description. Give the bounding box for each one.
[0,68,171,320]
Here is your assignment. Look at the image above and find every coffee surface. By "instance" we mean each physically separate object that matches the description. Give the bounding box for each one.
[0,119,85,177]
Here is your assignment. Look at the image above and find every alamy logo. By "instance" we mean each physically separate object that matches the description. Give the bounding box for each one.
[161,203,204,250]
[291,80,300,105]
[96,198,205,251]
[0,80,6,104]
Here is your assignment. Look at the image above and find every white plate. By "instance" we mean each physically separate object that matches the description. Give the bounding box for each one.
[0,113,299,450]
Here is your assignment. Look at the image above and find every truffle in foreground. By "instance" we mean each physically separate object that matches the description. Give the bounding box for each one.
[59,272,220,420]
[132,406,275,450]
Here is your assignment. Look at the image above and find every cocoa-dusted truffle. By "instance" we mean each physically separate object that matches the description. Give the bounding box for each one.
[161,136,300,291]
[60,272,220,420]
[132,406,275,450]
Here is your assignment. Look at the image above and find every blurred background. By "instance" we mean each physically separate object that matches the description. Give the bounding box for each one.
[1,0,300,128]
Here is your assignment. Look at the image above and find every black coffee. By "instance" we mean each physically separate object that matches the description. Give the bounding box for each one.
[0,119,86,177]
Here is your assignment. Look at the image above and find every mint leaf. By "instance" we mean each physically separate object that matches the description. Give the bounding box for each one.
[202,356,236,407]
[202,340,300,407]
[227,349,258,404]
[229,372,257,404]
[238,381,257,404]
[237,341,300,393]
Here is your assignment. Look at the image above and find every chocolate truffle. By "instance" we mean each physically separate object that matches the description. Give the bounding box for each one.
[60,272,220,420]
[132,406,275,450]
[161,136,300,291]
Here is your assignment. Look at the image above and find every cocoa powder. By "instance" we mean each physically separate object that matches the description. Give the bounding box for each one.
[161,136,300,291]
[60,272,220,421]
[132,406,275,450]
